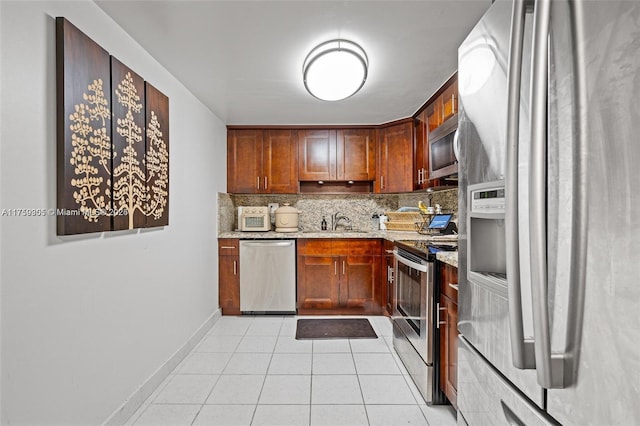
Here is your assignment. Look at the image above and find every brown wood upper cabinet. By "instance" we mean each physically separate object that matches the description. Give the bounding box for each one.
[227,129,298,193]
[414,109,429,190]
[414,73,458,189]
[376,121,414,193]
[298,129,375,182]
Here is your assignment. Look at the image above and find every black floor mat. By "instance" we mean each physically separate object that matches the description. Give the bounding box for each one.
[295,318,378,339]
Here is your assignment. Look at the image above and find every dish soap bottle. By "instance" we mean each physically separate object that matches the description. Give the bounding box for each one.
[321,216,327,231]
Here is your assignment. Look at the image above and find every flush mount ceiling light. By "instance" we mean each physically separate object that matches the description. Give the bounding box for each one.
[303,39,368,101]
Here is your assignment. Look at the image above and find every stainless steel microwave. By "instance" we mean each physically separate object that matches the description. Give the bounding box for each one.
[429,118,459,180]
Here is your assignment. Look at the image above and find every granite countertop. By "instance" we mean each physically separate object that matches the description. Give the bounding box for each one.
[218,229,455,242]
[436,251,458,268]
[218,230,459,268]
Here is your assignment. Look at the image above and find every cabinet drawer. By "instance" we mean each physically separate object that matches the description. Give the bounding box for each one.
[298,239,332,255]
[440,262,458,302]
[348,239,381,255]
[218,238,239,256]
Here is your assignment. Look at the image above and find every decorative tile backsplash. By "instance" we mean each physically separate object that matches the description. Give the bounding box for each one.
[217,188,459,233]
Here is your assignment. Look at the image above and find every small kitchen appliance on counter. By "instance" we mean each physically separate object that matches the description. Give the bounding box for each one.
[274,203,301,233]
[238,206,270,232]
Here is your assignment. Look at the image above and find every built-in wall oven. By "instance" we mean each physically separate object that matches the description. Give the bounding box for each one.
[392,241,450,405]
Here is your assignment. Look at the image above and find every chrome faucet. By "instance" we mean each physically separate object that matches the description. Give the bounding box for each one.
[332,212,351,231]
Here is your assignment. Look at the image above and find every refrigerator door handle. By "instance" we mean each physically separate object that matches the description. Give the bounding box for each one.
[529,0,568,389]
[505,0,536,370]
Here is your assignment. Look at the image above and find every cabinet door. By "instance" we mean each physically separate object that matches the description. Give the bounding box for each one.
[297,255,340,310]
[382,240,395,315]
[414,110,429,190]
[336,129,376,181]
[376,122,414,193]
[341,255,381,314]
[227,129,262,193]
[427,96,442,131]
[219,255,240,315]
[442,79,458,123]
[446,297,458,407]
[263,129,298,193]
[438,262,459,408]
[298,129,336,181]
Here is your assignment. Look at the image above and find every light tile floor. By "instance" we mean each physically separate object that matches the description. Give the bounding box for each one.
[126,315,457,426]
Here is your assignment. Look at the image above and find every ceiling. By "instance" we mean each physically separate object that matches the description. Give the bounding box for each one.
[95,0,491,126]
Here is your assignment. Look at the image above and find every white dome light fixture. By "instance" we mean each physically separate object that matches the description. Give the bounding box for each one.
[303,39,368,102]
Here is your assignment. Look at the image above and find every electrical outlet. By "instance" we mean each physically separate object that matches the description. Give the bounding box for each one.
[268,203,279,214]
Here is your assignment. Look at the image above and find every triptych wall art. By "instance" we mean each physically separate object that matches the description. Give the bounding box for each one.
[56,17,169,235]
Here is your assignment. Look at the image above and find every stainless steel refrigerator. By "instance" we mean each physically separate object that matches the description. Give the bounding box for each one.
[457,0,640,424]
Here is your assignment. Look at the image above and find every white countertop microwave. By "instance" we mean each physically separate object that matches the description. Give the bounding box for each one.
[238,206,270,232]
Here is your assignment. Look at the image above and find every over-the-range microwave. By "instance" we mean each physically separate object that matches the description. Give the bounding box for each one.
[429,118,459,180]
[238,206,270,232]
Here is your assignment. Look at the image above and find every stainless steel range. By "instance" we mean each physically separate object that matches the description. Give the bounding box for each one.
[392,240,455,404]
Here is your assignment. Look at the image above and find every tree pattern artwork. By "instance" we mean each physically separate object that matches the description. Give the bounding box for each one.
[112,71,146,229]
[68,72,169,230]
[57,17,169,235]
[145,110,169,221]
[68,78,113,222]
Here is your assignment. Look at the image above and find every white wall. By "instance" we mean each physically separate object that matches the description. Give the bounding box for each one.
[0,1,226,424]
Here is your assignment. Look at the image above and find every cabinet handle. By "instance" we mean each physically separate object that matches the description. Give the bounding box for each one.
[437,303,446,329]
[343,260,346,275]
[437,305,447,328]
[233,260,237,275]
[448,283,459,291]
[220,246,236,250]
[335,260,337,275]
[264,176,268,189]
[380,175,384,190]
[256,176,260,190]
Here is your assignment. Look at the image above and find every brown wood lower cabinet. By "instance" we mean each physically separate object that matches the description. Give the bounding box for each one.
[218,238,240,315]
[382,239,395,315]
[297,239,382,315]
[438,261,458,408]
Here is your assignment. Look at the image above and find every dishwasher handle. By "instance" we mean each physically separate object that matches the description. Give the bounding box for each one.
[240,240,294,248]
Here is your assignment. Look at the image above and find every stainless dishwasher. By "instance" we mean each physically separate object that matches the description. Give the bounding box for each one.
[239,240,296,314]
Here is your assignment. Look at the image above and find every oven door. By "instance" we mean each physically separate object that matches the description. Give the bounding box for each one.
[393,249,434,364]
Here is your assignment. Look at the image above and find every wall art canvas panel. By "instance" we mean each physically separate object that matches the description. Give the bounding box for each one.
[111,57,146,230]
[144,82,170,227]
[56,17,112,235]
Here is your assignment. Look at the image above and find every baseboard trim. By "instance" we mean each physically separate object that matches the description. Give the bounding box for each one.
[102,309,221,426]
